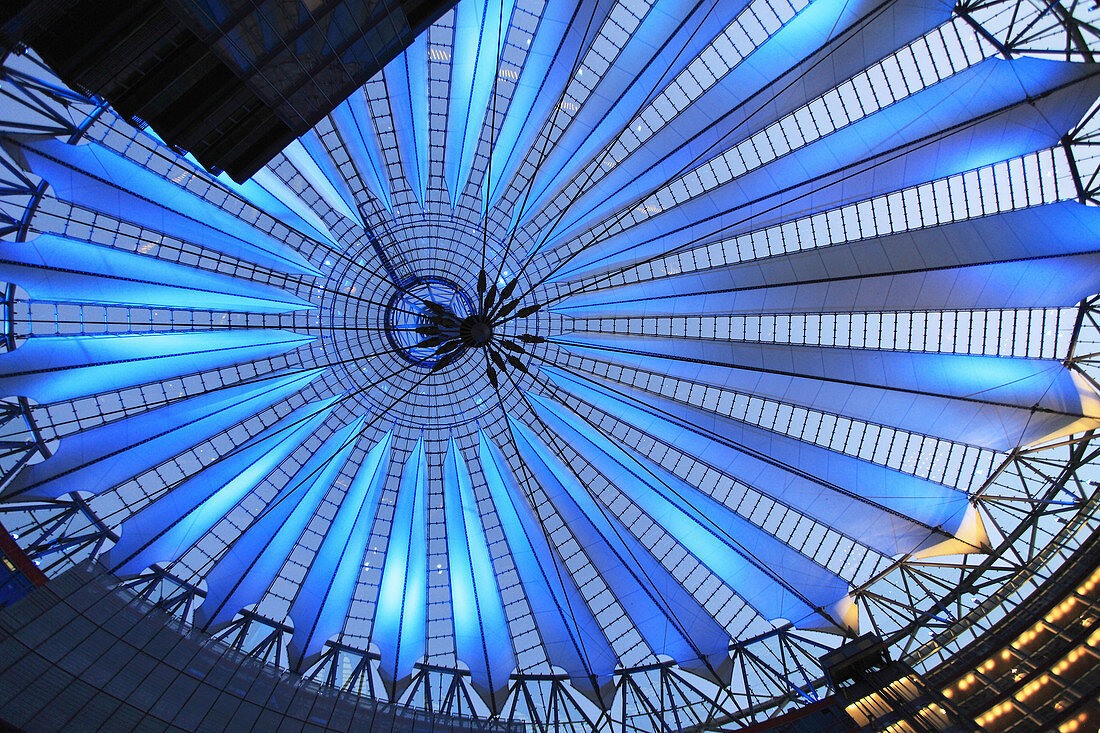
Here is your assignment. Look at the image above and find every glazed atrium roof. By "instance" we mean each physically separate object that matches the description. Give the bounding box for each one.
[2,0,1100,727]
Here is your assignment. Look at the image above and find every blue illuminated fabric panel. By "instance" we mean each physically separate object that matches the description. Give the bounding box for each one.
[0,234,314,313]
[106,397,341,578]
[284,133,366,227]
[384,34,430,207]
[537,0,954,248]
[290,431,393,663]
[511,416,731,678]
[553,334,1100,451]
[552,58,1100,280]
[446,0,517,209]
[4,369,324,501]
[0,330,313,404]
[443,438,514,704]
[526,392,855,632]
[331,93,394,213]
[540,365,972,557]
[372,438,428,690]
[478,431,617,694]
[14,138,322,276]
[199,415,367,628]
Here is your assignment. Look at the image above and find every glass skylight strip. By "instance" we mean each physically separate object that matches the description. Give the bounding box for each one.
[84,373,335,537]
[601,0,808,172]
[728,483,891,585]
[89,115,339,258]
[585,147,1074,290]
[557,347,999,485]
[38,340,320,434]
[492,0,654,211]
[361,75,419,212]
[316,112,390,219]
[565,307,1077,359]
[501,412,652,665]
[521,0,825,237]
[528,406,759,639]
[178,423,338,572]
[601,16,995,235]
[543,377,893,587]
[226,437,366,626]
[23,141,324,279]
[28,197,307,289]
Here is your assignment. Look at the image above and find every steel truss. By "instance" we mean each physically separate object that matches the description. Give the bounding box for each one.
[0,50,96,495]
[957,0,1100,61]
[3,2,1100,729]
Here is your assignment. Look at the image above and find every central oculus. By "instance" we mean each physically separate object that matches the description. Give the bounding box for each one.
[384,276,478,367]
